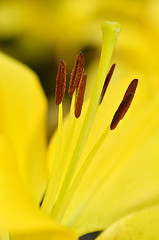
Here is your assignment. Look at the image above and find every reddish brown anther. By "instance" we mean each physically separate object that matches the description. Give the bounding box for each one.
[68,53,84,97]
[55,60,66,105]
[100,64,116,104]
[110,79,138,130]
[75,73,87,118]
[123,79,138,101]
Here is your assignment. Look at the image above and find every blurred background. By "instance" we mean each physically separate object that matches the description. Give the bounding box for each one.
[0,0,159,139]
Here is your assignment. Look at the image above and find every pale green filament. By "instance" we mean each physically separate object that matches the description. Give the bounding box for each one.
[42,94,77,213]
[66,136,117,226]
[48,93,77,210]
[60,92,76,169]
[42,103,63,213]
[51,22,121,219]
[54,126,110,221]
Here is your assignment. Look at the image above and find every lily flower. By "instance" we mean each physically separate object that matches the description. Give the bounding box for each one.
[0,20,159,240]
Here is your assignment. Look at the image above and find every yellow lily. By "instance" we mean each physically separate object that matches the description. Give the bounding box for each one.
[0,20,159,240]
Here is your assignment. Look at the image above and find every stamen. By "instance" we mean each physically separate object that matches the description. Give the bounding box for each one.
[99,64,116,104]
[50,22,121,220]
[110,79,138,130]
[55,60,66,105]
[68,53,84,97]
[75,73,87,118]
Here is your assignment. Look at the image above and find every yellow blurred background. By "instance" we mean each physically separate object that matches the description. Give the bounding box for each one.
[0,0,159,137]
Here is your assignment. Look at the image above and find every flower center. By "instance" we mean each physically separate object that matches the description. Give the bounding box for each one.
[41,21,138,224]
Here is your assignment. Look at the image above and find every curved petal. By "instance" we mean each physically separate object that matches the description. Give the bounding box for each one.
[62,75,159,235]
[0,134,76,240]
[95,205,159,240]
[0,234,9,240]
[0,52,48,203]
[47,72,159,235]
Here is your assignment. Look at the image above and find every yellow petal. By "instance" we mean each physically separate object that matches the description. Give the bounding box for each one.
[47,73,159,235]
[95,205,159,240]
[0,234,9,240]
[0,134,76,240]
[0,51,48,203]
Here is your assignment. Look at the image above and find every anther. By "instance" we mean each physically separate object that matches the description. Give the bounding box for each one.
[68,53,84,97]
[75,73,87,118]
[100,64,116,104]
[110,79,138,130]
[123,79,138,101]
[55,60,66,105]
